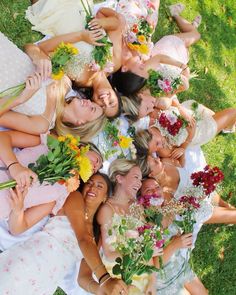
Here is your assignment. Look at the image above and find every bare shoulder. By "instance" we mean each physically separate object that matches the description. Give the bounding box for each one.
[97,202,114,225]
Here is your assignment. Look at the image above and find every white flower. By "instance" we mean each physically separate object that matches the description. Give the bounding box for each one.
[150,197,164,206]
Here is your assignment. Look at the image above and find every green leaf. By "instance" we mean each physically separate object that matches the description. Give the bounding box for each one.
[47,151,55,162]
[115,257,122,264]
[112,264,121,275]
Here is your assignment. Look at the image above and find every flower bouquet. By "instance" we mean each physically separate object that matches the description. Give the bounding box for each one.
[155,110,188,146]
[80,0,113,72]
[126,18,154,56]
[191,165,224,195]
[138,194,164,226]
[175,165,224,233]
[146,67,182,97]
[102,120,136,160]
[107,213,163,285]
[0,42,78,111]
[0,134,92,192]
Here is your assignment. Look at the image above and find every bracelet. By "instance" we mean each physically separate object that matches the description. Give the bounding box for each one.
[7,161,19,170]
[99,276,112,287]
[98,272,110,284]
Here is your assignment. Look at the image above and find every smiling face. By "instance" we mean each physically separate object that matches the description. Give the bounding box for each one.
[140,178,163,197]
[63,98,103,125]
[122,56,144,75]
[83,174,108,207]
[148,127,165,153]
[117,166,142,198]
[92,88,119,118]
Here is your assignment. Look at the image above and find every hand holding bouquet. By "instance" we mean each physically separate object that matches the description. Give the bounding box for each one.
[80,0,113,72]
[0,134,92,193]
[0,42,78,111]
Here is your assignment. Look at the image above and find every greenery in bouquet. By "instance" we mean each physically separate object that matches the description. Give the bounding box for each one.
[80,0,113,71]
[106,213,164,285]
[103,120,135,160]
[146,68,182,97]
[0,134,92,192]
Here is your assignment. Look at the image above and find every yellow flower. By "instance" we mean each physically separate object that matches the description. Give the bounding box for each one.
[58,136,66,142]
[77,155,93,182]
[127,43,135,50]
[66,134,73,140]
[137,35,146,43]
[52,70,64,80]
[70,138,78,145]
[138,44,149,55]
[119,136,133,149]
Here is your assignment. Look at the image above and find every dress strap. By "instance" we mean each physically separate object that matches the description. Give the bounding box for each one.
[105,200,116,214]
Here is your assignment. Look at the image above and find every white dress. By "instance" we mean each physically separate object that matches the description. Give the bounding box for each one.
[25,0,94,36]
[0,216,84,295]
[156,224,196,295]
[155,102,218,148]
[0,32,56,129]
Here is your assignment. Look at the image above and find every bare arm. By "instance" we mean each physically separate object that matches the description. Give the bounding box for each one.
[63,191,108,280]
[97,203,121,261]
[144,54,187,74]
[8,186,54,235]
[0,131,39,187]
[0,111,50,135]
[9,203,53,235]
[95,8,121,31]
[78,258,100,294]
[153,233,193,267]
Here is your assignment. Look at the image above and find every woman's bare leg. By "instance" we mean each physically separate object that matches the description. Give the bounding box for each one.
[213,108,236,133]
[184,277,208,295]
[169,4,201,47]
[212,193,235,208]
[173,15,201,47]
[205,207,236,224]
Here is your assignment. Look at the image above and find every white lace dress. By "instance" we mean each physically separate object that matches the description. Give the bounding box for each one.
[0,32,56,129]
[0,216,84,295]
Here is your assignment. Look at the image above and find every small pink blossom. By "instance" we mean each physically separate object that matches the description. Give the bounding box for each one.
[125,230,139,239]
[155,239,165,248]
[90,61,101,72]
[104,61,114,73]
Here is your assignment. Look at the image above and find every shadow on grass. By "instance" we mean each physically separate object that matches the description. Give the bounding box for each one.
[179,71,231,110]
[192,224,236,295]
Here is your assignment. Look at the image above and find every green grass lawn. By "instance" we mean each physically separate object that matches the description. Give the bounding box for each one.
[0,0,236,294]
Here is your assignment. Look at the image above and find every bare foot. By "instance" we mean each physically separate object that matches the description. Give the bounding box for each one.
[169,3,185,17]
[192,15,202,28]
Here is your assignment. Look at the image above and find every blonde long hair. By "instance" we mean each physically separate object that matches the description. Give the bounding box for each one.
[54,77,107,142]
[109,159,138,185]
[121,94,142,122]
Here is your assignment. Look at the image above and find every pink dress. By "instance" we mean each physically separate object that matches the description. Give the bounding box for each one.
[151,35,189,65]
[0,144,68,220]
